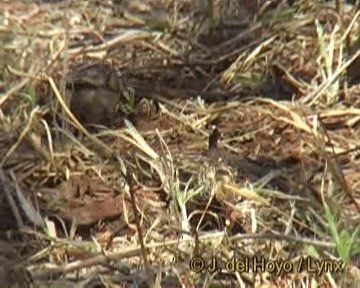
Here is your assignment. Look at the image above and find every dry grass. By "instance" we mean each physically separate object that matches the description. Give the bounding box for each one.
[0,0,360,287]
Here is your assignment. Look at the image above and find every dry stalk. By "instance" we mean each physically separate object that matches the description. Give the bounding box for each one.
[124,168,153,287]
[317,118,360,213]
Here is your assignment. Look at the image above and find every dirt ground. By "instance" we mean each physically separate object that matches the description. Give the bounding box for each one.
[0,0,360,287]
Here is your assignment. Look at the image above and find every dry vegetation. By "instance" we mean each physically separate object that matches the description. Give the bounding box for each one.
[0,0,360,287]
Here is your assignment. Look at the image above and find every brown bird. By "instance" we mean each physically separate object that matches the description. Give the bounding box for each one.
[67,62,128,128]
[69,87,124,128]
[347,40,360,85]
[67,62,122,91]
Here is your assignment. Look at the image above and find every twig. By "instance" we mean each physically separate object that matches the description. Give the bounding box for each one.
[317,118,360,214]
[29,230,346,279]
[124,167,153,287]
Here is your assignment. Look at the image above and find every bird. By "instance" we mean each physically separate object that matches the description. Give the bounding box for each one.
[67,62,122,92]
[347,40,360,85]
[69,87,124,128]
[66,62,129,129]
